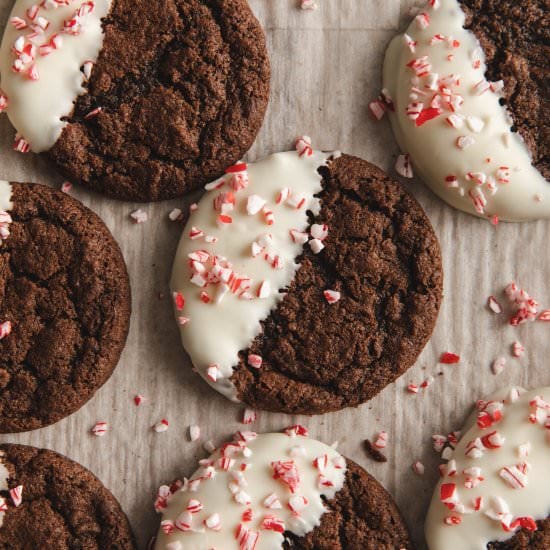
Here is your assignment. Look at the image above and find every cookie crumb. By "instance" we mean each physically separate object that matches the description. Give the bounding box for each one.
[364,439,388,463]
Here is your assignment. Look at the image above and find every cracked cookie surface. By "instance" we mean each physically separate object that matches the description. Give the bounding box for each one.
[0,183,131,433]
[230,154,443,414]
[283,460,413,549]
[0,444,135,548]
[458,0,549,179]
[48,0,270,201]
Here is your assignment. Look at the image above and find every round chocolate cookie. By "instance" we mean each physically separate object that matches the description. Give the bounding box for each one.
[154,431,412,549]
[458,0,549,179]
[0,0,270,201]
[231,153,443,414]
[282,460,413,549]
[171,149,442,414]
[0,182,131,433]
[0,444,135,548]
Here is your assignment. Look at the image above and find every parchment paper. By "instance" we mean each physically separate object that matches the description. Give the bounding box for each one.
[0,1,548,548]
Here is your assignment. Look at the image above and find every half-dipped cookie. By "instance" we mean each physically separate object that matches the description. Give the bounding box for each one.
[383,0,549,221]
[426,386,550,549]
[170,139,443,414]
[0,181,131,433]
[0,443,135,548]
[154,429,413,549]
[0,0,270,201]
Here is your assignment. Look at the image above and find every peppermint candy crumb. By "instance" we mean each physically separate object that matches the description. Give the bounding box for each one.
[168,208,183,222]
[134,394,145,406]
[300,0,318,10]
[440,352,460,364]
[91,421,108,437]
[130,209,148,224]
[153,419,169,433]
[189,425,200,441]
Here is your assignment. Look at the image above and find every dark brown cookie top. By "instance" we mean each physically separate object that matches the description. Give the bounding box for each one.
[47,0,270,202]
[0,182,131,433]
[458,0,549,179]
[487,517,550,549]
[283,459,413,549]
[230,154,443,414]
[0,444,135,549]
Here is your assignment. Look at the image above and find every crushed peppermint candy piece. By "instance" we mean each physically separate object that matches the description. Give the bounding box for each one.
[189,425,200,441]
[130,209,148,224]
[91,421,108,437]
[60,181,72,193]
[284,425,309,437]
[295,135,313,157]
[412,461,425,475]
[499,463,529,489]
[299,0,318,10]
[168,208,183,221]
[242,408,257,425]
[395,154,414,178]
[309,238,325,254]
[247,354,263,369]
[153,419,169,433]
[511,341,525,358]
[323,289,341,304]
[0,321,12,340]
[440,352,460,364]
[9,486,23,507]
[487,295,502,314]
[491,357,506,376]
[373,431,388,449]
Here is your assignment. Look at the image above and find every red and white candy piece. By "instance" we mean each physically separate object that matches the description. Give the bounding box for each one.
[0,321,12,340]
[323,289,340,304]
[9,486,23,507]
[395,154,414,178]
[153,419,169,433]
[91,421,108,436]
[295,136,313,157]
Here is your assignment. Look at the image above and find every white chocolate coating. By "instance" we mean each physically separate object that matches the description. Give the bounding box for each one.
[0,0,112,152]
[0,181,12,213]
[425,386,550,549]
[170,150,331,401]
[155,432,347,550]
[0,451,9,527]
[383,0,550,221]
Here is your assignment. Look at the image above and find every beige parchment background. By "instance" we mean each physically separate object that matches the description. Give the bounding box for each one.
[0,1,548,547]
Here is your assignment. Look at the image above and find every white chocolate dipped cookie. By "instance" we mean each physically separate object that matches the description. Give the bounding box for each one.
[154,429,413,549]
[426,386,550,549]
[0,0,270,201]
[383,0,550,222]
[170,140,443,414]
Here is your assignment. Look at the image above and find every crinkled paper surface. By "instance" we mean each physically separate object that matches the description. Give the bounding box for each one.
[0,1,548,547]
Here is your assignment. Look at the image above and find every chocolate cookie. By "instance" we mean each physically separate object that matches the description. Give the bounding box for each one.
[170,145,443,414]
[154,430,413,549]
[459,0,549,179]
[0,0,270,201]
[0,443,135,548]
[0,181,131,433]
[283,460,413,549]
[383,0,550,221]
